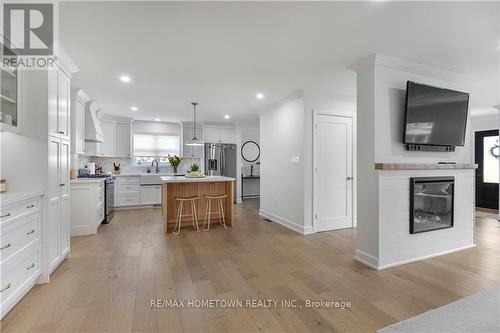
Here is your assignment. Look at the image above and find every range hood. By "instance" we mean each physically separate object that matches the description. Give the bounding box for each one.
[85,101,103,142]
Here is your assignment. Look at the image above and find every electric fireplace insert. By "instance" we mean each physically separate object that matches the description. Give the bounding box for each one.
[410,177,454,234]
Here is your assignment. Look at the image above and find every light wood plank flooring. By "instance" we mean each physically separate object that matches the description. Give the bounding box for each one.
[2,200,499,332]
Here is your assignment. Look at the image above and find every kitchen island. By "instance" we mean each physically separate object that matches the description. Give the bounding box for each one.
[161,176,235,233]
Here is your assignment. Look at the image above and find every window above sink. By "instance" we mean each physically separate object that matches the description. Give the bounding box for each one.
[133,133,180,165]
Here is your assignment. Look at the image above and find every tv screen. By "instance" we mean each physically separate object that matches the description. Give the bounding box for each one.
[403,81,469,147]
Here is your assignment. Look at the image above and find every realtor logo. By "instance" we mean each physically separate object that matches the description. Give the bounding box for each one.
[3,3,53,55]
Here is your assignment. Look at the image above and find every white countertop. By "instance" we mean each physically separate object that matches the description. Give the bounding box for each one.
[70,178,106,184]
[0,191,44,207]
[114,173,177,177]
[161,176,235,183]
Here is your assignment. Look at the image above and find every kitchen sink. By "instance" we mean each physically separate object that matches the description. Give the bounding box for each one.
[140,174,163,185]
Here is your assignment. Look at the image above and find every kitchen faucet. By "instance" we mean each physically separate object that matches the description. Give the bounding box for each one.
[151,159,159,173]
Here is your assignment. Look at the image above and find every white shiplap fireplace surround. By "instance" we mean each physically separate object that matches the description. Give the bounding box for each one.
[351,54,476,270]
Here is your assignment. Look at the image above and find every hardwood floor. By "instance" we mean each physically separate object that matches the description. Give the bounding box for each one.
[2,200,499,333]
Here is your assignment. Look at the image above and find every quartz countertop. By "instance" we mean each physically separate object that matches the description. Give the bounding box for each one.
[0,191,44,207]
[70,178,106,184]
[161,176,235,183]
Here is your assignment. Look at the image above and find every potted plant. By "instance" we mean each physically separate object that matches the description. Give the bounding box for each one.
[185,163,204,178]
[167,155,182,174]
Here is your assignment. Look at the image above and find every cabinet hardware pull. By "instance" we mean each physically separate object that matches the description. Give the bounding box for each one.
[0,243,11,250]
[26,263,35,270]
[0,283,11,292]
[26,204,35,209]
[0,213,10,218]
[26,229,35,235]
[59,183,65,187]
[58,131,65,134]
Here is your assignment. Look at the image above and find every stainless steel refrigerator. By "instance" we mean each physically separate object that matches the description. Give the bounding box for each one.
[204,143,237,202]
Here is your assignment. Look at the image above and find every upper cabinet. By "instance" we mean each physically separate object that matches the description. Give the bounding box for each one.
[204,126,235,143]
[49,70,71,141]
[0,42,22,133]
[100,121,116,157]
[116,123,131,157]
[71,89,90,155]
[76,110,132,157]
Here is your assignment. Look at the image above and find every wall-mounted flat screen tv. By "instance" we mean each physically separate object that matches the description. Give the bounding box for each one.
[403,81,469,147]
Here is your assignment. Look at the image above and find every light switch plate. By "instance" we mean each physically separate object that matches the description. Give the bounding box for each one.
[291,156,300,164]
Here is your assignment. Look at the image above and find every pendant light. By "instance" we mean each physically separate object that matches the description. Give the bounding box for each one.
[186,102,204,146]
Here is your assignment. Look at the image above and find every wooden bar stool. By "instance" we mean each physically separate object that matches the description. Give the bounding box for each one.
[172,196,200,235]
[203,194,228,231]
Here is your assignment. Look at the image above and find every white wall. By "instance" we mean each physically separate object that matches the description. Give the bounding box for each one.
[133,120,181,136]
[303,90,357,231]
[352,54,475,269]
[259,92,306,233]
[0,71,48,193]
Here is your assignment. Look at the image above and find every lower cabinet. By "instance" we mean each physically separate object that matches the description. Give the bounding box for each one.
[0,193,42,319]
[115,176,141,207]
[140,185,162,205]
[70,180,105,236]
[114,176,162,207]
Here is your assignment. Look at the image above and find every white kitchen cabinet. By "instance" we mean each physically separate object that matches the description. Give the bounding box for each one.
[183,127,203,158]
[73,100,85,154]
[115,176,141,207]
[0,43,22,134]
[71,90,90,155]
[101,121,116,157]
[49,70,71,141]
[116,123,131,157]
[70,180,105,235]
[203,126,235,143]
[140,185,162,205]
[47,136,71,274]
[0,193,42,319]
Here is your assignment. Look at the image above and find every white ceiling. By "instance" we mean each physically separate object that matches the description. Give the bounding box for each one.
[60,1,499,125]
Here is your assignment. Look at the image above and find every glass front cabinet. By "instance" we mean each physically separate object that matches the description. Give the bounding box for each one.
[0,42,21,133]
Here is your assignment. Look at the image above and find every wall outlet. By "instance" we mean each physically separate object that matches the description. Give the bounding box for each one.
[291,156,300,164]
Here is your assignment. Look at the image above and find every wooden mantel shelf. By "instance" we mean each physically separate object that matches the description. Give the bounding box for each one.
[375,163,478,170]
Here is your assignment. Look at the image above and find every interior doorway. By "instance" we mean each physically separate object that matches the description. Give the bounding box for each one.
[475,129,499,211]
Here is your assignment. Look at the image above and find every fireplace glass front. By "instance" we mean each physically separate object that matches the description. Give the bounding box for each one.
[410,177,454,234]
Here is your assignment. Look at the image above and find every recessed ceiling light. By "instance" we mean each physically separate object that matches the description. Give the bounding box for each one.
[155,118,160,122]
[131,106,138,111]
[256,93,264,99]
[120,75,131,83]
[224,115,230,119]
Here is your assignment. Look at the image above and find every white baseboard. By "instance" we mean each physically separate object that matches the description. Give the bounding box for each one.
[378,244,476,270]
[259,209,312,235]
[355,243,477,270]
[354,249,379,270]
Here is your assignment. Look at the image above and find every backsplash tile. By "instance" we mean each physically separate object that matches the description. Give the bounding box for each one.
[73,155,202,175]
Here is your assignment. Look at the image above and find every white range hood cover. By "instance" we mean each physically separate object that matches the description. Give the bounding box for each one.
[85,101,104,142]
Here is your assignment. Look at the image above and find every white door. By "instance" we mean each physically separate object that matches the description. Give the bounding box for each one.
[314,115,353,232]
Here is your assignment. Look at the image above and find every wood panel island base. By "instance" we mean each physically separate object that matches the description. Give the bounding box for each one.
[161,176,235,234]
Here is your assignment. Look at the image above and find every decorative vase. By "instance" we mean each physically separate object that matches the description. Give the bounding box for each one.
[173,166,178,174]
